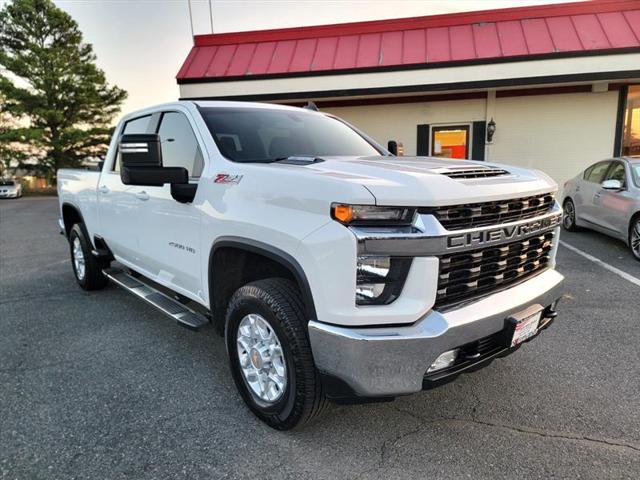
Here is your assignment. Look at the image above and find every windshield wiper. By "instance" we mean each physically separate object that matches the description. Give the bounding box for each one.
[240,156,325,164]
[266,156,324,165]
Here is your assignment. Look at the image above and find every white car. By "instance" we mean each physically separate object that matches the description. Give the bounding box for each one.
[0,178,22,198]
[57,101,565,429]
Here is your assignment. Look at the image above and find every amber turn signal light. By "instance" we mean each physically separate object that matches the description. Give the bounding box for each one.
[332,204,354,223]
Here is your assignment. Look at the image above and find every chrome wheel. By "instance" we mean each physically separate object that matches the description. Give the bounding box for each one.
[72,237,86,280]
[631,220,640,259]
[563,201,575,229]
[236,313,287,403]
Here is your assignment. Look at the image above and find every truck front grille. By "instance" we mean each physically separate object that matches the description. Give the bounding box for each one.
[420,193,555,231]
[435,231,554,309]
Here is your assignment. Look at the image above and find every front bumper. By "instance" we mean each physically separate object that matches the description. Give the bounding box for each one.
[308,268,564,398]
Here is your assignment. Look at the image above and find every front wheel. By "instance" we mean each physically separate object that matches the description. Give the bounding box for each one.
[630,217,640,261]
[225,278,327,430]
[563,199,579,232]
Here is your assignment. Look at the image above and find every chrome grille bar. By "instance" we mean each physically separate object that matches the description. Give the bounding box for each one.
[419,193,555,231]
[435,231,555,309]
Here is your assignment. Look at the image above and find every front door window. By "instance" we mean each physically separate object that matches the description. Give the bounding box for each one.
[431,125,470,159]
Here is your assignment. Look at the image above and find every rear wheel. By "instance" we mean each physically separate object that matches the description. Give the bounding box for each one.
[563,199,579,232]
[69,224,108,290]
[225,278,327,430]
[630,216,640,261]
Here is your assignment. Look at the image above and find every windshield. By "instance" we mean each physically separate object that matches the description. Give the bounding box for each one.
[199,107,382,162]
[0,179,15,186]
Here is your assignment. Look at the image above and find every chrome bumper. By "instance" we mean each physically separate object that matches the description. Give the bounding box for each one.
[308,268,565,397]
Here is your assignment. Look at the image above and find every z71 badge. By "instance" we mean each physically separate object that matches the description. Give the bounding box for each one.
[214,173,243,185]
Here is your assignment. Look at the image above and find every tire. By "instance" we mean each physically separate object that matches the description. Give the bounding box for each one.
[562,198,579,232]
[69,224,108,290]
[629,216,640,262]
[225,278,328,430]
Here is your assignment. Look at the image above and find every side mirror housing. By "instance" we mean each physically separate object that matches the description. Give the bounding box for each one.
[121,166,188,186]
[119,133,188,187]
[120,134,162,167]
[387,140,404,156]
[602,179,623,190]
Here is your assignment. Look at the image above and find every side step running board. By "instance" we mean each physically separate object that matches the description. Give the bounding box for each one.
[103,268,209,331]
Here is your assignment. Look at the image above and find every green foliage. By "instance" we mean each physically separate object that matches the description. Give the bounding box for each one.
[0,0,126,181]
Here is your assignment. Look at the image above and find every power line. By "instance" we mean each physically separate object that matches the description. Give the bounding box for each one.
[208,0,214,33]
[187,0,194,42]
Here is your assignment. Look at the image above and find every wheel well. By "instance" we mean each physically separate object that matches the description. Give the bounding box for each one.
[208,243,315,333]
[630,212,640,235]
[563,197,573,206]
[62,204,83,237]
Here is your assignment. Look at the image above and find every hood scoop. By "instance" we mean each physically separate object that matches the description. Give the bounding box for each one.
[434,165,511,179]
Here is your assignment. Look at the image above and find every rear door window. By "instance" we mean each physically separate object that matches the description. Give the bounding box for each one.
[113,115,151,172]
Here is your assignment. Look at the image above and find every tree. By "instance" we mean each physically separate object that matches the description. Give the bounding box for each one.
[0,0,127,182]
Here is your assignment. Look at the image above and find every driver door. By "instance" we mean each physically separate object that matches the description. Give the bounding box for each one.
[592,161,635,235]
[133,109,206,299]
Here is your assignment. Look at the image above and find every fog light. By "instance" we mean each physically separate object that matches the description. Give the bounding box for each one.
[427,349,459,373]
[355,282,386,301]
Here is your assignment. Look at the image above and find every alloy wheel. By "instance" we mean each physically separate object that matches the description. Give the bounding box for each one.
[236,313,287,403]
[632,220,640,259]
[563,201,575,229]
[72,237,86,280]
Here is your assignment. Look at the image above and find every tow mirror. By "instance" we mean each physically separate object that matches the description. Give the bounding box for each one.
[387,140,404,156]
[120,134,162,168]
[119,133,188,187]
[601,179,623,190]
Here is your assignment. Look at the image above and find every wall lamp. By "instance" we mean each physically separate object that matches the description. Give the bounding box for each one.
[486,118,497,143]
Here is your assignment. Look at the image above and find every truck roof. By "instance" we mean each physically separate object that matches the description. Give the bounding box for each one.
[118,100,310,124]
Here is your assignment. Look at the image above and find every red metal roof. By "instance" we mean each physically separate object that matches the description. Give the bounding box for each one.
[177,0,640,83]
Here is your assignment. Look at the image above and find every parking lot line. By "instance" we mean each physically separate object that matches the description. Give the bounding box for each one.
[559,241,640,288]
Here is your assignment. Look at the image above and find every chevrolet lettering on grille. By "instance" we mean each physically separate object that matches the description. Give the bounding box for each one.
[446,214,561,251]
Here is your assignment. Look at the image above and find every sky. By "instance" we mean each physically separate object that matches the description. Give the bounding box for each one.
[10,0,586,116]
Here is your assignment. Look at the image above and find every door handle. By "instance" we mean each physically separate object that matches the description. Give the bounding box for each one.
[99,185,110,194]
[135,191,150,201]
[594,193,602,199]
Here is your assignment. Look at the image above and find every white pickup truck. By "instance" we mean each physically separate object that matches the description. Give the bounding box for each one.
[58,101,565,430]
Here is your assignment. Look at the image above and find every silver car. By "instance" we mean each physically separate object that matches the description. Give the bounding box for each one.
[562,157,640,261]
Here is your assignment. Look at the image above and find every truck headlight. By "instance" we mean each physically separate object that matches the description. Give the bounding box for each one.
[356,256,412,305]
[332,204,416,226]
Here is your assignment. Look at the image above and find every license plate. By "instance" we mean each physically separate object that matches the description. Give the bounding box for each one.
[509,308,543,347]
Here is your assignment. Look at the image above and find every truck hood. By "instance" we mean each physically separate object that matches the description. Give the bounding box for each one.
[298,156,557,206]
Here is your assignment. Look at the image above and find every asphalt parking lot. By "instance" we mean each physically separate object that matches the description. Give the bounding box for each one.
[1,197,639,480]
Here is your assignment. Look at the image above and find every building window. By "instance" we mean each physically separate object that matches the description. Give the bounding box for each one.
[431,125,470,159]
[622,85,640,157]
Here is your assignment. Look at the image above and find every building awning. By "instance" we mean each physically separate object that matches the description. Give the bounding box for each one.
[177,0,640,85]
